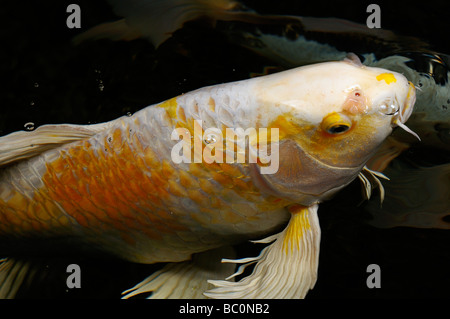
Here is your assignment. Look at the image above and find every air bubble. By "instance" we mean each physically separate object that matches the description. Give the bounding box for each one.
[204,134,217,144]
[379,104,398,115]
[24,122,35,131]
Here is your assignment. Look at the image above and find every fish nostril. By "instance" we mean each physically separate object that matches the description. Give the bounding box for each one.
[343,88,366,114]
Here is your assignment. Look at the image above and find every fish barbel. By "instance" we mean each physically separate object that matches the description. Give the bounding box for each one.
[0,57,416,298]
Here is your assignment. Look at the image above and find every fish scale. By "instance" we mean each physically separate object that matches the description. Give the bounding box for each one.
[0,98,290,263]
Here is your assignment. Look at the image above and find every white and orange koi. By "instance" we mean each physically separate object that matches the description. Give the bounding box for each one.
[0,56,416,298]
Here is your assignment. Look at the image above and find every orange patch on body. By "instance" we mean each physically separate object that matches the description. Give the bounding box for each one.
[187,188,207,204]
[29,126,189,242]
[0,99,294,252]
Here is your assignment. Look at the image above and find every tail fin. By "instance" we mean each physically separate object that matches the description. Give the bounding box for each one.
[0,258,35,299]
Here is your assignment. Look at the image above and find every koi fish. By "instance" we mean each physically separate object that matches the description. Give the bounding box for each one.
[0,56,416,298]
[78,0,448,230]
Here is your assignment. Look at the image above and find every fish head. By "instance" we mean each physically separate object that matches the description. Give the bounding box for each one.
[250,58,416,205]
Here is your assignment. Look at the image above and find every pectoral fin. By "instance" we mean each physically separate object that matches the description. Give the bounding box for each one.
[122,246,236,299]
[204,204,321,299]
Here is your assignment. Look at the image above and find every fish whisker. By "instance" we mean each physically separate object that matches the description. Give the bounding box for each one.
[397,121,421,141]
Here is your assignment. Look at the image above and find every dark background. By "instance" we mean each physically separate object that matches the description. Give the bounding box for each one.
[1,0,449,299]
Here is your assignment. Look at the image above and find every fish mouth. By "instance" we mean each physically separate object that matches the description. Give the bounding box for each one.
[392,81,420,140]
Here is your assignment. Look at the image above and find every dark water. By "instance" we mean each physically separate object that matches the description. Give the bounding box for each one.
[1,0,449,299]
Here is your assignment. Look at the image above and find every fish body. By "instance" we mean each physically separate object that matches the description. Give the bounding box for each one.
[0,59,415,297]
[0,94,289,264]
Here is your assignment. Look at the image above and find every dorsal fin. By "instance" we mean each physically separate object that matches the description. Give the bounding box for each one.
[0,122,112,167]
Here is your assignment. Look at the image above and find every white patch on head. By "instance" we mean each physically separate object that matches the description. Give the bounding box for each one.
[251,61,413,126]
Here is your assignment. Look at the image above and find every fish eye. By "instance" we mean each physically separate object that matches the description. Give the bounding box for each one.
[326,123,351,134]
[321,112,352,135]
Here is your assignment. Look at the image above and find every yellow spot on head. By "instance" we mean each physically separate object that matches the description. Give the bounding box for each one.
[376,73,397,84]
